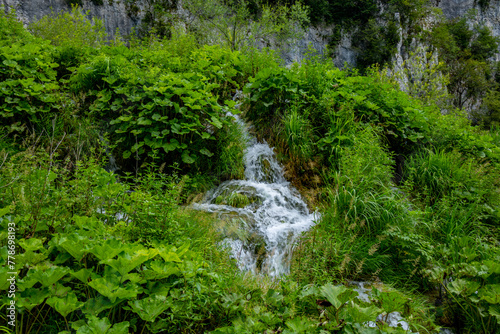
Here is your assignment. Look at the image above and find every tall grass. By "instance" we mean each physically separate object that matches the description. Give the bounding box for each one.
[217,119,247,180]
[403,149,464,205]
[281,105,314,163]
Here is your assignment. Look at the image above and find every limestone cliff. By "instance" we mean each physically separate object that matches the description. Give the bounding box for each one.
[2,0,499,64]
[1,0,144,38]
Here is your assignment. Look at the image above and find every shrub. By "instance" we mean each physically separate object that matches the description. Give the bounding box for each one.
[353,18,400,70]
[0,40,60,136]
[0,8,33,46]
[29,5,107,48]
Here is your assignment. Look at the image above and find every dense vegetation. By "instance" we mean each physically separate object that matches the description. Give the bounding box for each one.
[124,0,500,126]
[0,3,500,334]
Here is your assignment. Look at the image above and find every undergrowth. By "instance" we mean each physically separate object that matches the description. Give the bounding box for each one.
[0,6,499,334]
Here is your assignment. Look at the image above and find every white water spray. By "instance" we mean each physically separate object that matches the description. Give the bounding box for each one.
[193,109,317,277]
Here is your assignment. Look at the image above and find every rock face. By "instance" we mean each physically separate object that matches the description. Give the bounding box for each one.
[2,0,499,64]
[1,0,145,38]
[292,0,500,66]
[438,0,500,61]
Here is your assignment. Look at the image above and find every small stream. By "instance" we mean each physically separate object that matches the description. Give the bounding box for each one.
[193,112,317,277]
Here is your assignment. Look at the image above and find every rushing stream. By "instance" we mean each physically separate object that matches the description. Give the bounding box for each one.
[193,112,317,277]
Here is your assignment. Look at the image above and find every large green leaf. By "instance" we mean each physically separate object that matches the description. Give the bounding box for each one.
[484,260,500,275]
[199,148,214,157]
[320,283,358,309]
[0,206,11,217]
[29,266,72,287]
[448,279,481,297]
[101,248,158,276]
[17,288,50,311]
[346,303,381,323]
[75,316,129,334]
[157,246,182,263]
[162,139,179,152]
[148,260,180,279]
[82,296,120,317]
[58,233,90,261]
[89,238,125,261]
[181,150,196,164]
[283,317,314,334]
[478,284,500,304]
[16,249,47,267]
[372,288,408,314]
[127,295,172,322]
[71,268,93,284]
[210,115,223,129]
[47,292,83,317]
[489,304,500,321]
[88,274,142,303]
[19,238,44,252]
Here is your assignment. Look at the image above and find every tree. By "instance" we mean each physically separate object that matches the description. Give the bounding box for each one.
[389,46,450,109]
[430,15,500,113]
[177,0,310,52]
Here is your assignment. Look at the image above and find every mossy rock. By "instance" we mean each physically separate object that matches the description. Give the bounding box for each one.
[212,186,261,208]
[227,192,250,208]
[259,157,276,182]
[214,193,250,208]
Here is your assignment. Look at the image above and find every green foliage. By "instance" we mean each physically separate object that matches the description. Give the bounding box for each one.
[0,153,235,333]
[388,46,450,108]
[429,15,500,114]
[0,150,439,334]
[2,10,263,178]
[136,0,179,38]
[69,46,244,174]
[268,0,430,69]
[426,250,500,333]
[281,104,314,162]
[244,61,429,162]
[212,280,436,333]
[0,39,60,136]
[217,119,247,180]
[481,89,500,128]
[404,149,474,205]
[65,0,83,5]
[153,0,309,52]
[0,9,33,46]
[276,0,378,26]
[243,51,499,333]
[353,18,400,70]
[215,192,251,208]
[29,6,107,48]
[1,7,500,334]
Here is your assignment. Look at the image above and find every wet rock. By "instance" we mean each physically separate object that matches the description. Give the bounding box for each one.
[376,312,410,331]
[350,281,372,303]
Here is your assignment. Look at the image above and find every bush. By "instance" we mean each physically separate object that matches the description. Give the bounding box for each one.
[29,6,107,48]
[0,40,60,135]
[353,18,400,70]
[0,8,33,46]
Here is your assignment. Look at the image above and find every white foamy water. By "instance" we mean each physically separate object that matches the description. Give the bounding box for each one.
[193,111,317,276]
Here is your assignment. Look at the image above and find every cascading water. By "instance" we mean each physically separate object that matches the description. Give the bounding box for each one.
[193,110,317,277]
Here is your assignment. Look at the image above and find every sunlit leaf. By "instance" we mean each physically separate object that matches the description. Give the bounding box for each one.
[47,292,83,317]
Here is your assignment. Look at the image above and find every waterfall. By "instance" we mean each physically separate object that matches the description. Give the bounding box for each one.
[193,111,317,277]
